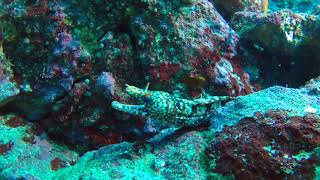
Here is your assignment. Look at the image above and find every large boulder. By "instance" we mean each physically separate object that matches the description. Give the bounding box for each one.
[0,114,78,179]
[232,10,320,87]
[0,1,136,148]
[206,111,320,179]
[130,0,252,95]
[271,0,320,14]
[0,112,210,179]
[211,85,320,131]
[212,0,262,20]
[206,80,320,179]
[55,131,207,179]
[0,49,19,107]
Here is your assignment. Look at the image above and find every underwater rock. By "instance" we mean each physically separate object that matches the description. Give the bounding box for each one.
[304,76,320,95]
[95,72,115,98]
[0,1,131,148]
[211,85,320,131]
[91,142,133,161]
[232,9,320,87]
[0,114,78,179]
[150,131,207,179]
[212,0,262,20]
[232,9,320,53]
[206,111,320,179]
[55,131,207,179]
[37,78,125,150]
[97,31,138,86]
[271,0,320,14]
[0,79,19,108]
[0,0,320,179]
[130,0,251,95]
[0,53,19,107]
[1,1,93,120]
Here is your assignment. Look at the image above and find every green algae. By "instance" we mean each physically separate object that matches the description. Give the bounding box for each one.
[293,150,312,161]
[56,132,209,180]
[0,117,212,180]
[0,115,78,180]
[316,166,320,180]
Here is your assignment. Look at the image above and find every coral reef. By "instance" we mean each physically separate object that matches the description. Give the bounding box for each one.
[0,0,319,179]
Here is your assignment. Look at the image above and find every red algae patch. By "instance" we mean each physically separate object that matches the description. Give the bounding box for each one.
[0,141,14,155]
[22,135,36,144]
[5,116,27,128]
[206,111,320,179]
[51,158,67,171]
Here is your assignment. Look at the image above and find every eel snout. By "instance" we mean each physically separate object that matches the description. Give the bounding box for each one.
[111,101,148,117]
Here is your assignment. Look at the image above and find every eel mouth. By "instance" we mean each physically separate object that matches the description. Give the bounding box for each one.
[124,84,146,98]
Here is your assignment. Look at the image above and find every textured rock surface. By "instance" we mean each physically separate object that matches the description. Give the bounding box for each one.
[0,0,320,179]
[1,83,320,179]
[232,10,320,87]
[0,114,78,179]
[55,131,208,179]
[271,0,320,14]
[0,0,253,149]
[211,85,320,131]
[0,113,210,179]
[0,50,19,107]
[206,111,320,179]
[0,80,19,108]
[129,0,250,95]
[212,0,262,20]
[0,1,138,148]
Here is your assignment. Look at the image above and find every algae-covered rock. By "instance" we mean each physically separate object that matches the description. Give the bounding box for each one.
[212,0,262,20]
[232,10,319,49]
[206,111,320,179]
[55,131,208,180]
[232,10,320,87]
[0,80,19,107]
[130,0,252,95]
[0,51,19,107]
[0,0,320,179]
[207,81,320,179]
[271,0,320,14]
[211,85,320,131]
[0,114,78,179]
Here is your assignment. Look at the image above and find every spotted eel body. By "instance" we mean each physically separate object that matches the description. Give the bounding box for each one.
[112,84,231,126]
